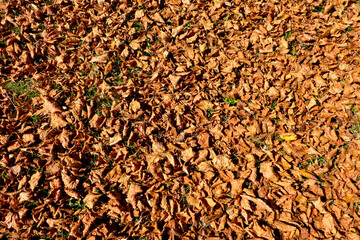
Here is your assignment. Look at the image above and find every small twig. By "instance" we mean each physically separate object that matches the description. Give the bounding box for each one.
[4,92,17,109]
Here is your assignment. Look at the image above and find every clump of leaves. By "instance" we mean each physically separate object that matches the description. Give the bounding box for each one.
[132,22,143,31]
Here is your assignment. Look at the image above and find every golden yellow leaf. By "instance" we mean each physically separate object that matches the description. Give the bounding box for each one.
[279,132,297,141]
[298,169,317,180]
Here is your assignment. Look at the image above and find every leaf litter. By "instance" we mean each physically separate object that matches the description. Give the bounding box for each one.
[1,0,360,239]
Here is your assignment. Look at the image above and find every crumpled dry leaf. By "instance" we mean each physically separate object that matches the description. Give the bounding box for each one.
[90,53,108,63]
[212,155,237,171]
[181,148,195,163]
[29,172,42,191]
[61,170,79,189]
[83,193,101,209]
[126,183,143,208]
[129,100,141,113]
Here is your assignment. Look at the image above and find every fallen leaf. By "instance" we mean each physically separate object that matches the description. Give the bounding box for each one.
[279,132,297,141]
[129,100,141,113]
[29,172,42,191]
[90,54,108,63]
[83,193,100,209]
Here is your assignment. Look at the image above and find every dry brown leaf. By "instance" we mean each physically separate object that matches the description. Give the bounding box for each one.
[29,172,42,191]
[212,155,237,171]
[61,171,79,189]
[18,192,32,204]
[50,112,68,128]
[126,183,143,208]
[109,135,122,146]
[129,100,141,113]
[90,54,108,63]
[273,220,297,232]
[181,148,195,163]
[240,194,274,212]
[169,74,181,87]
[205,197,217,208]
[83,193,101,209]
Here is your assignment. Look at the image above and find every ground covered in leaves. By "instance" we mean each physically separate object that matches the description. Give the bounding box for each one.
[1,0,360,239]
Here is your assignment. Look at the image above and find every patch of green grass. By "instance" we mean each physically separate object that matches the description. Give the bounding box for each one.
[31,235,50,240]
[311,5,324,12]
[0,36,5,46]
[0,233,9,239]
[270,98,278,110]
[245,181,252,189]
[183,22,193,29]
[133,235,148,240]
[223,97,239,105]
[356,176,360,183]
[153,36,159,43]
[0,170,7,181]
[132,22,143,31]
[271,118,281,124]
[51,83,63,93]
[284,30,291,39]
[68,198,85,210]
[279,148,288,155]
[11,26,21,35]
[38,187,50,199]
[301,43,310,49]
[90,154,99,167]
[344,26,354,32]
[249,136,270,150]
[206,109,213,118]
[85,86,97,100]
[146,37,151,49]
[24,200,38,209]
[290,47,296,56]
[30,115,40,124]
[225,14,230,21]
[4,78,39,102]
[58,229,69,238]
[273,134,285,142]
[110,74,123,86]
[137,4,146,10]
[307,155,326,165]
[355,202,360,213]
[179,184,191,209]
[349,121,360,139]
[101,96,113,109]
